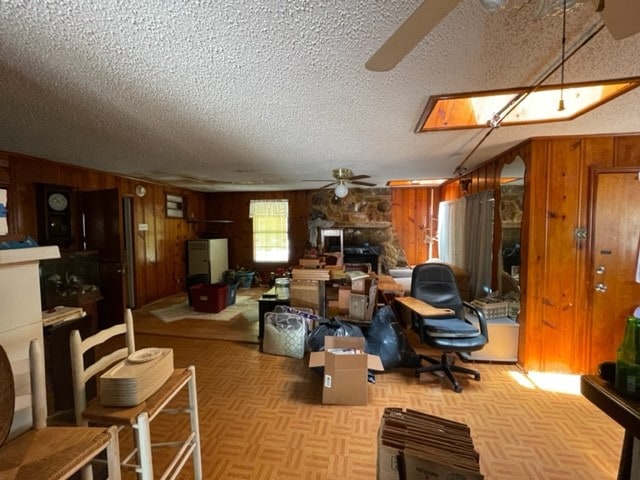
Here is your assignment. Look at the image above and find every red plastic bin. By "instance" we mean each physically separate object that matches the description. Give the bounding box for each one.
[191,283,228,313]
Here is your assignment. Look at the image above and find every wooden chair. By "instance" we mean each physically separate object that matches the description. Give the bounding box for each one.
[70,309,202,480]
[0,338,121,480]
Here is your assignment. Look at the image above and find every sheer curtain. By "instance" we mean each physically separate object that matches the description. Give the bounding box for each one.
[437,198,467,267]
[438,190,494,299]
[464,190,494,299]
[249,199,289,262]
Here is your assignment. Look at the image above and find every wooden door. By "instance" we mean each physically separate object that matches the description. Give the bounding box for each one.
[82,189,126,328]
[588,168,640,373]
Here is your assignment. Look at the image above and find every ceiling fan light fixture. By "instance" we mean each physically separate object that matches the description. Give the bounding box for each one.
[334,182,348,198]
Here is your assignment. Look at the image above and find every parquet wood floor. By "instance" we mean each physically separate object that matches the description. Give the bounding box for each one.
[123,322,624,480]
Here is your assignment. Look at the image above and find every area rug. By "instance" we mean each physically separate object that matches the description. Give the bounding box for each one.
[150,295,258,323]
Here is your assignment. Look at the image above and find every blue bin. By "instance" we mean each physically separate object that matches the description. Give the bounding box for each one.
[226,282,239,306]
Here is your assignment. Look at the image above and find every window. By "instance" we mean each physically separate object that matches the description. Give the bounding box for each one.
[249,199,289,262]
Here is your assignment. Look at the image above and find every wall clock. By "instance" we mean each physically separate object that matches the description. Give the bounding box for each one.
[48,192,69,212]
[35,183,73,248]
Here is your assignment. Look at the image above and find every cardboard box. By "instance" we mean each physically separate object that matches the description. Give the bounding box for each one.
[290,279,325,316]
[349,293,368,320]
[338,286,351,313]
[377,408,483,480]
[308,336,384,405]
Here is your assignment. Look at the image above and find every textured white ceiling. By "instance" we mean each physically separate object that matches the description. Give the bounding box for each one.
[0,1,639,192]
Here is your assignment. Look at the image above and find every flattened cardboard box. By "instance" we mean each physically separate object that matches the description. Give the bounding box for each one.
[377,408,483,480]
[308,336,384,405]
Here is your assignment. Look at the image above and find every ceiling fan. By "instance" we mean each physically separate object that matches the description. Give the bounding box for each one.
[304,168,376,198]
[365,0,640,72]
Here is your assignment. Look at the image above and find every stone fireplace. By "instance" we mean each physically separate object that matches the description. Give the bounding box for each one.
[308,188,407,273]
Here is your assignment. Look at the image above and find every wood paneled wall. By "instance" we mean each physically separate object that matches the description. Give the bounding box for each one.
[202,191,312,284]
[2,150,205,307]
[202,187,440,281]
[447,133,640,374]
[3,148,439,309]
[390,187,440,263]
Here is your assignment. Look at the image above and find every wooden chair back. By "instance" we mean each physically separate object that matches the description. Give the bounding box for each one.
[70,308,135,426]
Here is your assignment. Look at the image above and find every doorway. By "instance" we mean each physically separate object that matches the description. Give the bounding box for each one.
[123,196,135,308]
[588,167,640,373]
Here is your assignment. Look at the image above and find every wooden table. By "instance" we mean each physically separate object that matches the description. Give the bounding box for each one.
[581,375,640,479]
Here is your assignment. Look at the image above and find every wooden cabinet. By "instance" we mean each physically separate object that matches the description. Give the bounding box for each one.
[43,314,96,414]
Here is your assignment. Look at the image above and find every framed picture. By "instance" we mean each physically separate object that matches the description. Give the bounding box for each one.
[166,193,184,218]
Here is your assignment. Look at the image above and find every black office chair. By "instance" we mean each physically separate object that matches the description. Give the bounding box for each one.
[410,262,489,393]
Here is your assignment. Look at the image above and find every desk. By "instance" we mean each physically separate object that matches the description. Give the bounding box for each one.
[581,375,640,479]
[257,288,290,340]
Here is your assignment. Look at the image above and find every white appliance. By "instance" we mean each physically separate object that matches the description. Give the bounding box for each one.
[187,239,228,283]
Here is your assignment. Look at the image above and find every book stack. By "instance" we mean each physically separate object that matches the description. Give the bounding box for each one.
[99,348,174,407]
[291,268,330,281]
[377,407,483,480]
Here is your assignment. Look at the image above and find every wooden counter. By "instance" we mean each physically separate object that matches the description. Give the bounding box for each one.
[581,375,640,479]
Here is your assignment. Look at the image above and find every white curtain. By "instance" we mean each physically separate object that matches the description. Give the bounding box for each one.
[249,199,289,262]
[438,190,494,300]
[437,198,467,268]
[464,190,494,299]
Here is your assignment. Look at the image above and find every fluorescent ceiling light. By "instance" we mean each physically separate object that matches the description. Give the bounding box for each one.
[416,77,640,132]
[387,179,447,187]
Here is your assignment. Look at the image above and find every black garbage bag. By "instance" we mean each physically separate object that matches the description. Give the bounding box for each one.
[307,318,365,352]
[392,321,422,368]
[366,305,421,369]
[308,318,376,383]
[366,306,402,369]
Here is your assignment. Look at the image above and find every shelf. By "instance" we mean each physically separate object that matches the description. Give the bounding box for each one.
[187,220,233,224]
[331,222,391,229]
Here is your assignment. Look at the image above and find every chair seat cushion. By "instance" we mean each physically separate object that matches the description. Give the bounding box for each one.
[422,317,479,338]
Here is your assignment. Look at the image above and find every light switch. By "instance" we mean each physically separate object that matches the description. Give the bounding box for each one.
[138,223,149,231]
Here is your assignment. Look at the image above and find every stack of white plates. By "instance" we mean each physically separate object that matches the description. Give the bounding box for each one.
[99,348,174,407]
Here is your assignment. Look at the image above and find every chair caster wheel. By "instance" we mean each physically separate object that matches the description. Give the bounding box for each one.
[474,373,481,381]
[453,385,463,393]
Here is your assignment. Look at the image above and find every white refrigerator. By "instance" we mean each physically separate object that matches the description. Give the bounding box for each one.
[187,239,229,283]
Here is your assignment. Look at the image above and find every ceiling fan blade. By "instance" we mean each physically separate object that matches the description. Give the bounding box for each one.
[350,180,376,187]
[346,174,371,181]
[597,0,640,40]
[319,182,337,189]
[365,0,461,72]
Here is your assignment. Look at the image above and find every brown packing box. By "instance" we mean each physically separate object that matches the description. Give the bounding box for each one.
[338,286,351,313]
[308,336,384,405]
[290,279,324,313]
[377,408,483,480]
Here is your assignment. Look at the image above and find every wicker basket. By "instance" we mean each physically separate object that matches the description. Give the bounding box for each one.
[508,301,520,319]
[470,298,509,319]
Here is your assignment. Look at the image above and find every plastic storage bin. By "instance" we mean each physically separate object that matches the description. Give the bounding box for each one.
[226,282,239,306]
[191,283,228,313]
[186,273,209,306]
